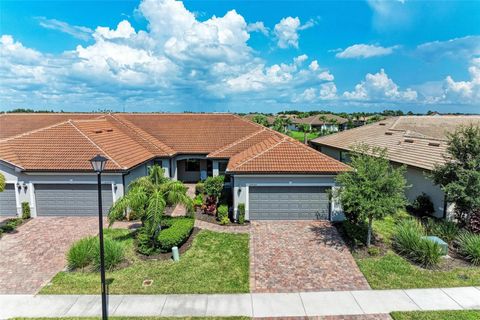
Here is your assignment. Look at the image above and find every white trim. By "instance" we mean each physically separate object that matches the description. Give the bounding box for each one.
[234,174,337,178]
[29,180,116,184]
[111,183,116,202]
[244,182,335,221]
[29,182,36,217]
[22,172,123,176]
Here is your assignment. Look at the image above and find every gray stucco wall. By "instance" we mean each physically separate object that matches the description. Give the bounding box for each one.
[232,174,343,221]
[313,145,450,218]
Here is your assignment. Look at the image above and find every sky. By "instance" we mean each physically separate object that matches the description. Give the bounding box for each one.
[0,0,479,114]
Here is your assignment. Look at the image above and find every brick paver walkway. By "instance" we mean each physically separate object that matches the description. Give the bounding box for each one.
[0,217,134,294]
[169,183,196,217]
[250,220,370,293]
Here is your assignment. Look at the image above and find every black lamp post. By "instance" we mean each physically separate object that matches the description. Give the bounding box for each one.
[90,154,108,320]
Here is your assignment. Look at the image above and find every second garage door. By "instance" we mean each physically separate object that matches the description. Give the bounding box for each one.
[35,184,113,216]
[0,184,17,216]
[249,186,330,220]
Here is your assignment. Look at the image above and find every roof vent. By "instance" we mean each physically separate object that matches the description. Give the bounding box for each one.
[385,132,393,135]
[428,142,440,147]
[379,122,387,126]
[106,128,114,132]
[404,138,414,143]
[94,130,103,134]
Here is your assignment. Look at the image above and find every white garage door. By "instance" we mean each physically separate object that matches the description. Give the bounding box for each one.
[35,184,113,216]
[0,184,17,216]
[249,186,330,220]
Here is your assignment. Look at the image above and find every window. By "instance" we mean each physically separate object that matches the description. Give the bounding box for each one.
[185,159,200,172]
[153,159,163,167]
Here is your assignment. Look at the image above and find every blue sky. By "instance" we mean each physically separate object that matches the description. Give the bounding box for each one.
[1,0,479,113]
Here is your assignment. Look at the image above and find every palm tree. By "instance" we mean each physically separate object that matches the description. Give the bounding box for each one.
[108,165,193,253]
[0,172,5,192]
[297,123,316,144]
[273,116,293,133]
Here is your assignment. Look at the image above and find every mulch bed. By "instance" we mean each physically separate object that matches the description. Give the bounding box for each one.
[138,227,200,261]
[194,210,250,228]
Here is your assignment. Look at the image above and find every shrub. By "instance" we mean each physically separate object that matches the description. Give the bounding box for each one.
[423,218,459,244]
[137,227,158,256]
[342,220,369,246]
[193,194,203,208]
[204,176,225,200]
[203,195,216,215]
[393,219,442,268]
[217,205,229,225]
[157,217,194,253]
[456,232,480,265]
[21,202,31,219]
[237,203,245,224]
[411,193,435,217]
[0,218,23,233]
[67,236,96,270]
[195,182,205,195]
[367,246,380,256]
[92,237,125,271]
[468,208,480,234]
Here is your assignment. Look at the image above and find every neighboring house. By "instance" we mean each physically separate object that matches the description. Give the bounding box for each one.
[0,113,349,221]
[242,113,276,126]
[311,115,480,219]
[293,114,348,132]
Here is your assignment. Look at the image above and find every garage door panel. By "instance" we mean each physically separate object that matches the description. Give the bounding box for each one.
[249,186,330,220]
[35,184,113,216]
[0,184,17,216]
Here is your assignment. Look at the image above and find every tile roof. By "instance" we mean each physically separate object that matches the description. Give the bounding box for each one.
[1,113,349,174]
[227,134,350,174]
[311,115,480,171]
[0,113,101,140]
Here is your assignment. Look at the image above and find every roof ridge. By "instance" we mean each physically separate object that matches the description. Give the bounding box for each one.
[0,120,71,142]
[231,136,286,170]
[108,114,175,156]
[208,128,267,157]
[69,121,123,169]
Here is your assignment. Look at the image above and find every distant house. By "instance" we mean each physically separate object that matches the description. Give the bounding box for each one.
[243,113,276,126]
[311,115,480,219]
[293,114,348,132]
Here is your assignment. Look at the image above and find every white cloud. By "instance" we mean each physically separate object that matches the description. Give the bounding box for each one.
[273,16,316,49]
[246,21,269,36]
[94,20,136,40]
[416,35,480,61]
[367,0,412,31]
[442,58,480,103]
[344,69,417,101]
[36,17,93,41]
[336,44,399,59]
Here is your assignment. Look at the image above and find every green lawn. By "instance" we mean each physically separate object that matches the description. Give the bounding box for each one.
[350,210,480,289]
[41,229,249,294]
[287,130,319,142]
[356,251,480,289]
[391,310,480,320]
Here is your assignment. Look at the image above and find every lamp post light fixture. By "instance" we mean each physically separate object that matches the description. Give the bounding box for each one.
[89,154,108,320]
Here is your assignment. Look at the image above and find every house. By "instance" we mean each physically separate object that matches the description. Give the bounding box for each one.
[311,115,480,219]
[293,114,348,132]
[0,113,349,221]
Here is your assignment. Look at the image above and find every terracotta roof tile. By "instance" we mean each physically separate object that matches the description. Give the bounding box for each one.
[228,135,350,174]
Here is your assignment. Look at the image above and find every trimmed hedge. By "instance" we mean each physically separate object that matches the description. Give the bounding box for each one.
[21,202,31,219]
[157,217,194,252]
[237,203,245,224]
[217,204,229,225]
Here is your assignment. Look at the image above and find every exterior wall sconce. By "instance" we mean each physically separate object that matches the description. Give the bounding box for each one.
[22,182,28,190]
[16,182,22,190]
[237,187,242,196]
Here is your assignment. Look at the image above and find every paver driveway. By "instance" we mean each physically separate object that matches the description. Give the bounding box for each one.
[0,217,130,294]
[250,220,370,293]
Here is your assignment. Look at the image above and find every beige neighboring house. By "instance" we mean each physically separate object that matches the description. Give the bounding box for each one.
[311,115,480,219]
[293,114,348,132]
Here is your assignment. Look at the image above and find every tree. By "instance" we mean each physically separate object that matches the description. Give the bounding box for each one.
[252,114,269,127]
[108,165,193,254]
[273,116,292,133]
[297,123,316,144]
[0,172,5,192]
[335,144,408,246]
[430,125,480,227]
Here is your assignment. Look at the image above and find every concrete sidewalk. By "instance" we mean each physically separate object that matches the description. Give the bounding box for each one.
[1,287,479,318]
